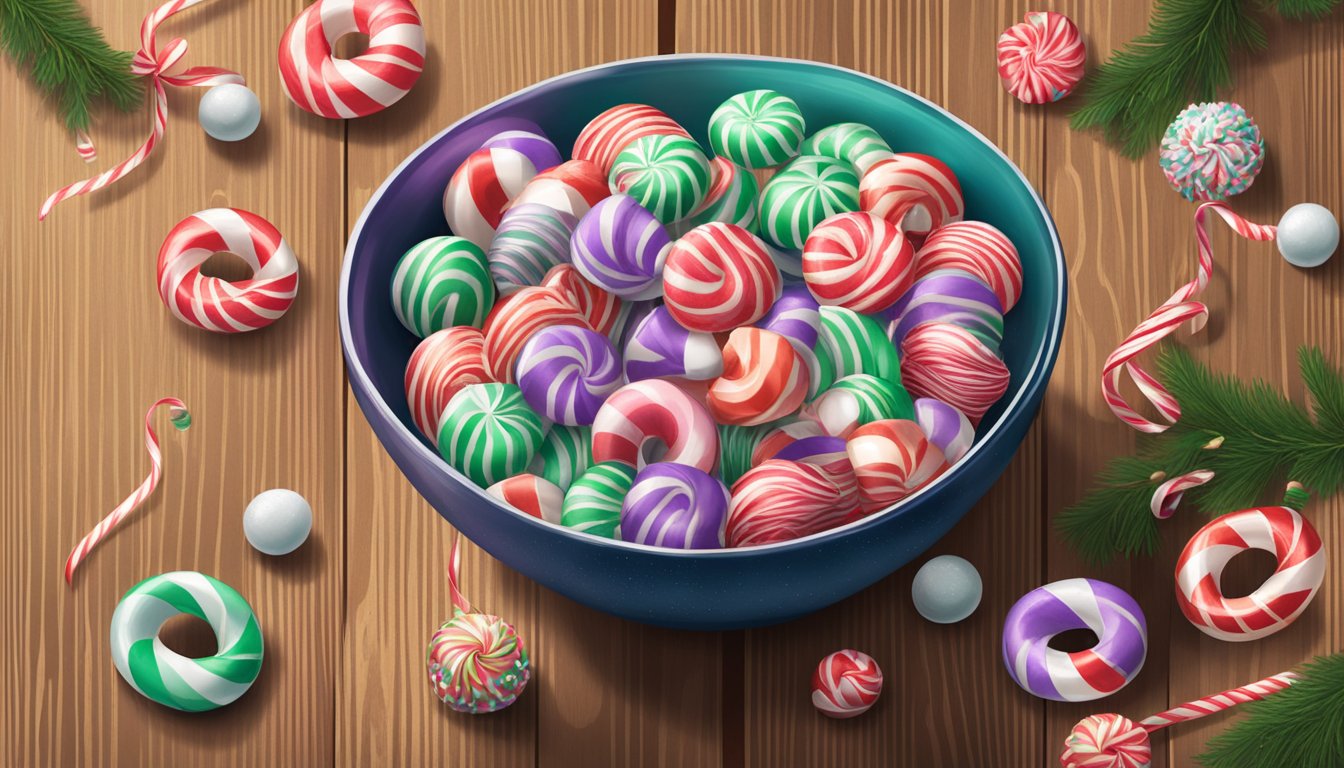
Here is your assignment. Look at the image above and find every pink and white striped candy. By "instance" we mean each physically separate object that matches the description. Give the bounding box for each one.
[846,419,948,513]
[405,327,491,441]
[900,323,1010,425]
[278,0,426,119]
[1175,506,1326,642]
[996,11,1086,104]
[443,147,537,248]
[802,211,915,313]
[156,208,299,333]
[541,264,625,337]
[915,221,1023,312]
[726,459,857,547]
[508,159,610,220]
[812,649,883,718]
[591,379,719,473]
[859,153,963,235]
[663,223,782,332]
[572,104,691,175]
[481,286,591,383]
[486,474,564,525]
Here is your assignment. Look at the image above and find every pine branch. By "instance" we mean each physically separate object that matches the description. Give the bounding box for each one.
[1197,655,1344,768]
[1263,0,1342,19]
[0,0,143,134]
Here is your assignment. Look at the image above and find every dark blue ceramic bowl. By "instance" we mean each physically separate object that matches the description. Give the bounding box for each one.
[341,55,1065,630]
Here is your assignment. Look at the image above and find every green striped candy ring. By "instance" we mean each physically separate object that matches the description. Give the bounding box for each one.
[799,123,895,175]
[610,134,712,224]
[438,383,546,488]
[707,90,806,170]
[758,155,860,250]
[109,571,263,712]
[560,461,636,539]
[391,236,495,338]
[527,424,593,492]
[808,374,914,438]
[811,306,903,397]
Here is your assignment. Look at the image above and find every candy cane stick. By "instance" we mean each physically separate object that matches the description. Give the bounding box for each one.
[40,0,242,220]
[1101,202,1276,433]
[64,398,191,584]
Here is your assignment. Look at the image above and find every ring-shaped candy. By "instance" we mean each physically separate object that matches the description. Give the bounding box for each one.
[1002,578,1147,702]
[110,571,263,711]
[1175,505,1326,642]
[278,0,426,119]
[591,379,719,473]
[157,208,299,333]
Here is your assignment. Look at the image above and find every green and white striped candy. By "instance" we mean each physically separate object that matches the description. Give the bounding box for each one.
[610,134,712,224]
[809,374,914,438]
[109,571,263,712]
[718,422,772,486]
[799,123,895,175]
[707,90,806,170]
[438,383,546,488]
[758,155,860,250]
[670,157,759,238]
[391,236,496,338]
[560,461,635,539]
[527,424,593,492]
[811,306,903,396]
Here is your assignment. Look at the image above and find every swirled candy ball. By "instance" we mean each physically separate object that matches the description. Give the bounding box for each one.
[515,326,621,426]
[807,374,914,438]
[391,236,495,338]
[759,155,860,249]
[620,463,730,549]
[708,327,810,426]
[671,156,759,236]
[802,211,914,313]
[812,306,903,396]
[800,123,894,176]
[610,134,712,223]
[486,474,564,524]
[996,11,1086,104]
[437,383,546,488]
[860,153,963,235]
[1276,202,1340,268]
[900,322,1010,425]
[911,555,982,624]
[1160,102,1264,202]
[482,127,562,173]
[405,327,491,442]
[726,459,857,547]
[509,159,610,219]
[560,461,635,539]
[812,650,883,718]
[591,379,719,473]
[624,305,724,382]
[664,223,782,332]
[847,419,949,513]
[487,203,577,296]
[443,147,537,248]
[916,221,1023,312]
[571,194,672,300]
[707,89,806,169]
[427,609,530,713]
[527,424,592,491]
[541,263,625,336]
[481,286,591,383]
[913,398,975,463]
[883,268,1005,350]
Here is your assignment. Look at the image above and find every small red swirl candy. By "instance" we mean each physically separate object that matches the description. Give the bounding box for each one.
[846,419,949,514]
[708,328,810,427]
[509,159,610,220]
[405,327,492,441]
[486,474,564,525]
[996,11,1086,104]
[915,220,1023,312]
[541,264,624,336]
[812,649,883,718]
[591,379,719,474]
[664,222,782,332]
[443,147,537,248]
[726,459,858,547]
[859,153,963,235]
[802,211,915,313]
[900,322,1011,425]
[572,104,692,175]
[482,286,591,383]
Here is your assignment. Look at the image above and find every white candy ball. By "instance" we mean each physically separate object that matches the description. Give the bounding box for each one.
[911,555,982,624]
[199,84,261,142]
[243,489,312,555]
[1276,203,1339,268]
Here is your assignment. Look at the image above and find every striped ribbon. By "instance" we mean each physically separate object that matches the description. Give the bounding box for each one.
[1139,672,1299,731]
[1150,469,1215,519]
[40,0,242,220]
[1101,202,1276,432]
[449,534,471,614]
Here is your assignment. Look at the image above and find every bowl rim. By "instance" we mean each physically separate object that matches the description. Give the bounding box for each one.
[340,52,1065,558]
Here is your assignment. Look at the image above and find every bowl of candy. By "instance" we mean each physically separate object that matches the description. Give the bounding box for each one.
[341,55,1065,630]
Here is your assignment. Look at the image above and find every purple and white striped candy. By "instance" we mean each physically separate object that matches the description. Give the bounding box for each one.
[515,325,621,426]
[624,306,724,382]
[620,462,730,549]
[571,194,672,300]
[482,128,563,173]
[757,283,821,350]
[771,435,853,478]
[913,398,975,463]
[882,269,1004,350]
[487,203,577,295]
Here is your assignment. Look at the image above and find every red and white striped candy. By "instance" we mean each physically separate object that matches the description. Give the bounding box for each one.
[664,223,782,332]
[572,104,692,175]
[481,286,591,383]
[405,327,491,441]
[486,474,564,525]
[802,211,915,313]
[859,153,963,235]
[156,208,299,333]
[1175,506,1325,642]
[443,147,536,248]
[508,159,610,220]
[996,11,1086,104]
[707,328,809,426]
[591,379,719,473]
[278,0,425,119]
[915,220,1023,312]
[900,323,1010,425]
[846,419,948,513]
[726,459,858,547]
[811,649,883,718]
[541,264,625,336]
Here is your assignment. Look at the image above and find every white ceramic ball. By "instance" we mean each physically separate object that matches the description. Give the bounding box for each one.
[1276,203,1339,268]
[199,84,261,142]
[243,489,312,555]
[911,555,982,624]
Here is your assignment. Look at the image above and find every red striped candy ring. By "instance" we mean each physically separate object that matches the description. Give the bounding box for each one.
[1175,505,1325,642]
[278,0,425,119]
[541,264,625,336]
[509,159,610,220]
[481,286,591,383]
[707,328,809,427]
[726,459,857,547]
[812,649,883,718]
[157,208,299,333]
[405,327,491,441]
[900,322,1010,424]
[486,474,564,525]
[591,379,719,473]
[664,223,782,332]
[443,147,537,248]
[572,104,691,175]
[859,153,963,235]
[915,220,1023,312]
[802,211,915,313]
[1102,202,1275,433]
[845,419,948,513]
[997,11,1086,104]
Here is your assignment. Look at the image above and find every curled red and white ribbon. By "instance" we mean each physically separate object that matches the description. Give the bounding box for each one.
[1101,202,1276,433]
[1149,469,1215,519]
[64,398,190,584]
[40,0,242,220]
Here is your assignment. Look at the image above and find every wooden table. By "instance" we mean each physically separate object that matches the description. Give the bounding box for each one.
[4,1,1341,765]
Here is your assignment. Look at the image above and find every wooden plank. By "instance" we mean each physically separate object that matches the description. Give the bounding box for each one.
[0,1,346,765]
[676,1,1046,764]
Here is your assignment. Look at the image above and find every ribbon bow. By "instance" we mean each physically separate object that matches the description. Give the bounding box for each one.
[40,0,243,220]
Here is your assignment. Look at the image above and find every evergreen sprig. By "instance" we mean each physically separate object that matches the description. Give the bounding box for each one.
[1197,655,1344,767]
[1056,345,1344,564]
[0,0,143,134]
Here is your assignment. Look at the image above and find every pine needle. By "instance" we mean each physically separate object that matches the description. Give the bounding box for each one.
[1197,655,1344,767]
